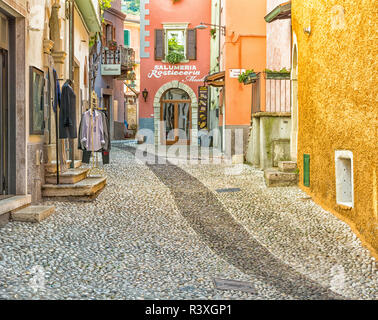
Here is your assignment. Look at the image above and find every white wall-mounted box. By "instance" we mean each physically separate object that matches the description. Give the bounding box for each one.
[335,150,354,208]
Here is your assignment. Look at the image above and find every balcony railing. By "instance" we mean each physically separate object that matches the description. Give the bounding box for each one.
[102,46,135,71]
[251,72,291,115]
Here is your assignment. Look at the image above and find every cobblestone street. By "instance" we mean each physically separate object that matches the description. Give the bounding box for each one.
[0,144,376,300]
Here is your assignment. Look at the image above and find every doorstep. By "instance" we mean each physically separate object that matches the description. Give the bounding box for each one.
[0,195,32,226]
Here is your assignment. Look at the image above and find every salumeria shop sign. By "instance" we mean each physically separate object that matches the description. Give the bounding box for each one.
[148,65,205,82]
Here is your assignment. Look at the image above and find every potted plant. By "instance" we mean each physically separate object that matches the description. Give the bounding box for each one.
[238,69,257,84]
[107,40,117,50]
[166,52,185,64]
[264,67,291,79]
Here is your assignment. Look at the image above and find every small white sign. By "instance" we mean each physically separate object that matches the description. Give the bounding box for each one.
[101,64,121,76]
[229,69,246,78]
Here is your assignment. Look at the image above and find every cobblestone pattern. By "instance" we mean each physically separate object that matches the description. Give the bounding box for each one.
[0,147,284,300]
[0,145,376,300]
[178,161,377,300]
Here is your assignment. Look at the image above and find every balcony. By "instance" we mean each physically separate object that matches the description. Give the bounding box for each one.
[102,45,135,67]
[101,45,135,78]
[251,72,291,115]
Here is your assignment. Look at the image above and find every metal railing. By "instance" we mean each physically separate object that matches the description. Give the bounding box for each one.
[102,46,135,70]
[251,72,291,115]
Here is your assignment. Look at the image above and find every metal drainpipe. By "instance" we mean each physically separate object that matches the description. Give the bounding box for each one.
[69,0,74,169]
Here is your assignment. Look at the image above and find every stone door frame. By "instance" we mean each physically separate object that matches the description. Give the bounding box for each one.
[153,81,198,146]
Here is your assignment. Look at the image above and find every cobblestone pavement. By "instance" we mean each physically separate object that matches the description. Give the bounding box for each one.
[0,144,376,300]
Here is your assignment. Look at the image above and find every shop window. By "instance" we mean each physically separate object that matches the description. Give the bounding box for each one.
[335,150,354,208]
[29,67,45,135]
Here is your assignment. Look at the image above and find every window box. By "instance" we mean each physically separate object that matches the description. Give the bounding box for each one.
[243,73,258,84]
[265,72,290,79]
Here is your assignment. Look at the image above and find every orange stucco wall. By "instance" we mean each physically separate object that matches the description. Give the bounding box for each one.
[292,0,378,257]
[224,0,266,126]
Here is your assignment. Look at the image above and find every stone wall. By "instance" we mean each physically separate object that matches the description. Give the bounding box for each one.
[246,114,291,169]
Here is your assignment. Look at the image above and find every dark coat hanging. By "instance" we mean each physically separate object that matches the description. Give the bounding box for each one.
[59,81,77,139]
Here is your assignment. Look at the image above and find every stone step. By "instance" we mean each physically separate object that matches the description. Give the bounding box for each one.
[265,168,298,187]
[11,205,55,223]
[0,195,32,227]
[278,161,298,172]
[42,176,107,201]
[45,168,90,185]
[45,160,82,174]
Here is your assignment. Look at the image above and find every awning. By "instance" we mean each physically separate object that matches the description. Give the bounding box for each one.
[124,82,140,97]
[264,1,291,23]
[75,0,101,33]
[204,71,225,87]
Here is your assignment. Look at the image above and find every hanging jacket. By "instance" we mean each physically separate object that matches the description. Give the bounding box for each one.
[80,110,105,152]
[59,81,77,139]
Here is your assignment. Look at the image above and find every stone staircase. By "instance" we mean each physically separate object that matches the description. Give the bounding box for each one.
[42,162,107,201]
[264,161,299,187]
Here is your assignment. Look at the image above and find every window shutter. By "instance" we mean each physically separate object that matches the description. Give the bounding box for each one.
[186,29,197,60]
[154,29,165,61]
[124,30,130,47]
[113,26,116,41]
[102,23,106,45]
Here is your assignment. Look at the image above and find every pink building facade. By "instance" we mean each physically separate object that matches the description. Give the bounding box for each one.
[139,0,211,145]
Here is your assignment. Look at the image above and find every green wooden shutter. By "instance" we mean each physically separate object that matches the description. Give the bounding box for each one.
[186,29,197,60]
[303,154,310,187]
[154,29,165,61]
[124,29,130,47]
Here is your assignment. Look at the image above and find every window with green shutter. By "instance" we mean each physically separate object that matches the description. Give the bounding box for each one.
[124,29,130,47]
[303,154,310,187]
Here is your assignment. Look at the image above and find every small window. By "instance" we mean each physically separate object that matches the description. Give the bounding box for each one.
[167,29,185,57]
[335,150,354,208]
[154,24,196,62]
[29,67,45,135]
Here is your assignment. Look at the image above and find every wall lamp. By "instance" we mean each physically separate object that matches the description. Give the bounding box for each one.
[195,22,226,36]
[142,88,149,102]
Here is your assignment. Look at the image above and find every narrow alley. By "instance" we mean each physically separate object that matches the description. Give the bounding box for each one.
[0,144,376,300]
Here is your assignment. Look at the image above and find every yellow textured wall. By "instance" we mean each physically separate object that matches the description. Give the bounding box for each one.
[292,0,378,256]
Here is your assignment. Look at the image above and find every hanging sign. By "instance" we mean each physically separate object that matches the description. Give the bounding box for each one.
[198,86,208,130]
[229,69,246,78]
[101,64,121,75]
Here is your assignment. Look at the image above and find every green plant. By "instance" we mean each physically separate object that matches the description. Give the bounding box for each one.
[167,52,185,64]
[168,37,184,54]
[210,28,217,39]
[167,35,185,64]
[238,69,255,83]
[264,67,291,73]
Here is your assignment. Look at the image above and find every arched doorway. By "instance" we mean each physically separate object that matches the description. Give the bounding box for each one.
[291,35,298,162]
[160,88,191,145]
[153,81,198,146]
